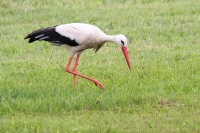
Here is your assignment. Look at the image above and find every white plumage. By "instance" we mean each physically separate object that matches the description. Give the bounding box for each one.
[25,23,131,90]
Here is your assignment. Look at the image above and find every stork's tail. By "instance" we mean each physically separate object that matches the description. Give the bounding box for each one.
[24,27,55,43]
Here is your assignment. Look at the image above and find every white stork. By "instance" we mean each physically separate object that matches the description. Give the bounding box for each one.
[25,23,131,90]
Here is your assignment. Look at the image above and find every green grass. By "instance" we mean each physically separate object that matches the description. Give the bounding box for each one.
[0,0,200,132]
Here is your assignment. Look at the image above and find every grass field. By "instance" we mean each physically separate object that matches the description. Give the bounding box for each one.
[0,0,200,132]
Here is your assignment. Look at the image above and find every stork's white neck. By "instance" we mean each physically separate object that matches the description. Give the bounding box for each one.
[104,35,117,43]
[102,34,127,47]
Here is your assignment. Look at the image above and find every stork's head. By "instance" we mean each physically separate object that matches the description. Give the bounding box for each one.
[115,34,128,47]
[115,34,131,70]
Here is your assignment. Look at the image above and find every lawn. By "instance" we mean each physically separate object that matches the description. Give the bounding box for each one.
[0,0,200,132]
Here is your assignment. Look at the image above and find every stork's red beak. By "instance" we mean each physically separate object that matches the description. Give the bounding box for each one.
[121,46,131,70]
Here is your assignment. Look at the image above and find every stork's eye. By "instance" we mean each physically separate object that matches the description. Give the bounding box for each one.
[121,40,124,45]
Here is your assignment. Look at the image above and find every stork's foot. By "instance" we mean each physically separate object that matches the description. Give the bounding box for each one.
[93,80,104,90]
[65,69,104,90]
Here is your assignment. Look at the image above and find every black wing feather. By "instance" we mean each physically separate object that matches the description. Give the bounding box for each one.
[24,26,79,46]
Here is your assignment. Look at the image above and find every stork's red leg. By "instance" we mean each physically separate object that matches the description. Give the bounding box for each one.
[65,54,104,90]
[65,55,73,71]
[72,54,80,87]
